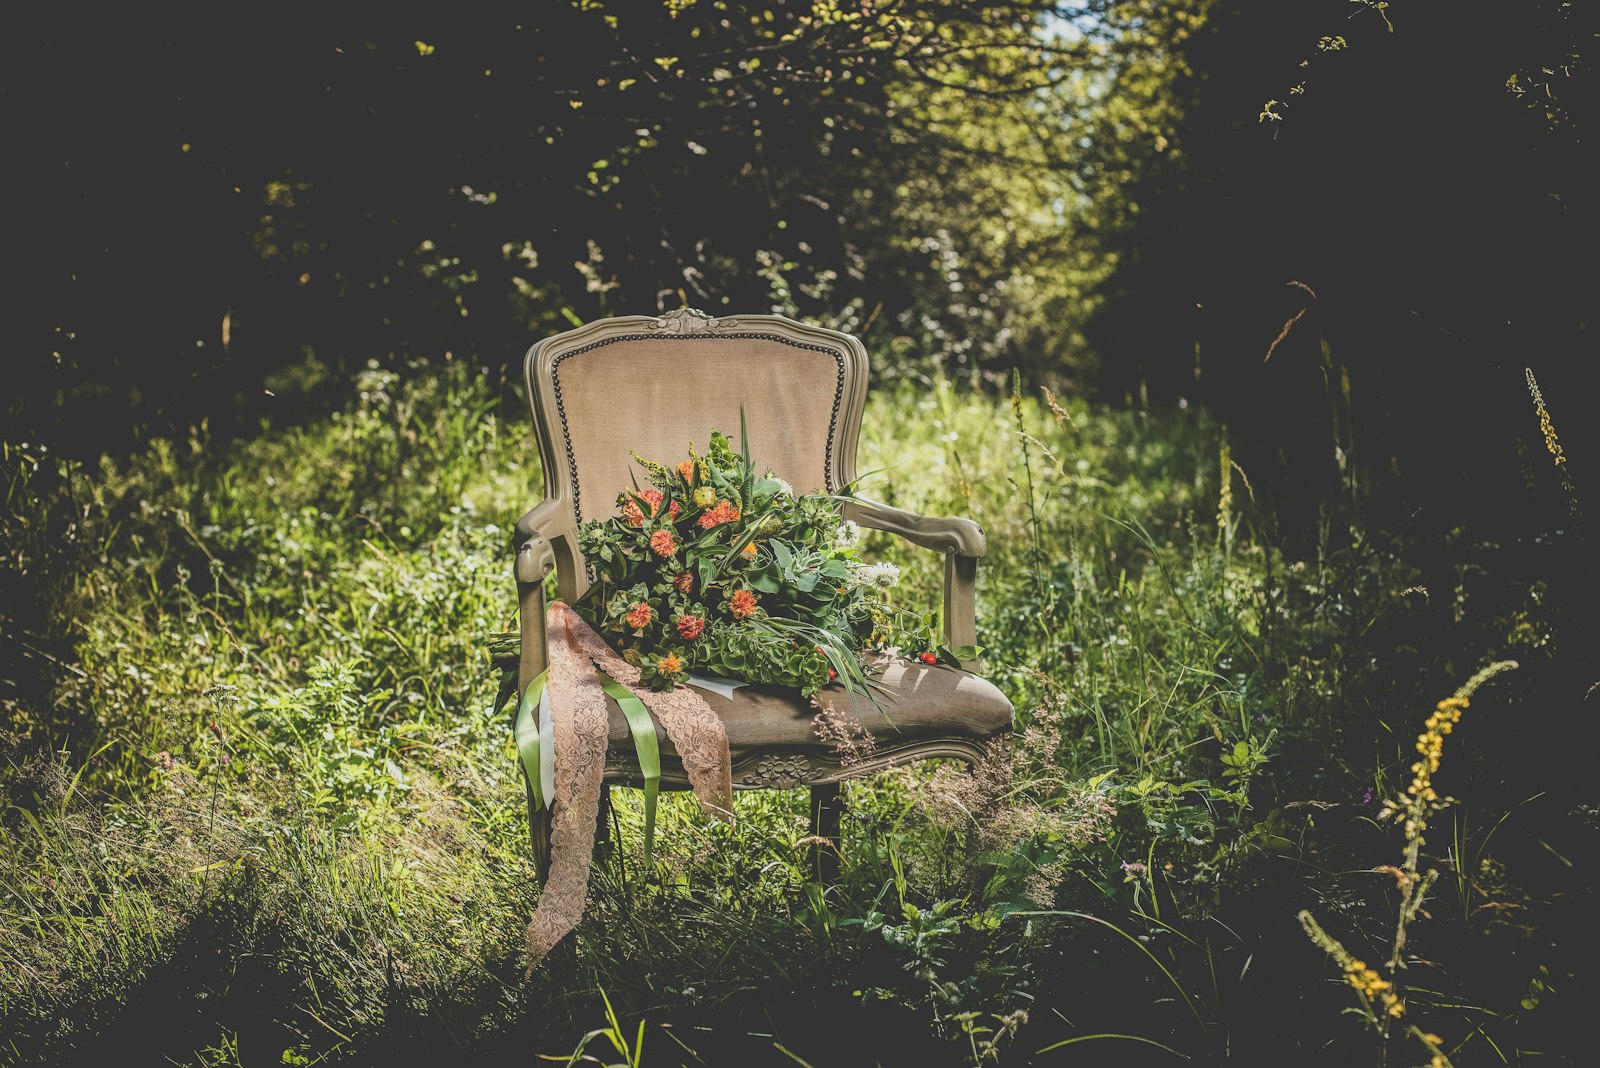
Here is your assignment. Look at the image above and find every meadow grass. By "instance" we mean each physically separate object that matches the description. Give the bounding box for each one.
[1,360,1584,1065]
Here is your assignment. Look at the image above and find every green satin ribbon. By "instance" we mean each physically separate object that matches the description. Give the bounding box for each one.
[512,669,548,812]
[596,670,661,863]
[508,665,661,864]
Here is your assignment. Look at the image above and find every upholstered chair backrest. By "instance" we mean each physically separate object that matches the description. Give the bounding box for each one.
[523,309,869,599]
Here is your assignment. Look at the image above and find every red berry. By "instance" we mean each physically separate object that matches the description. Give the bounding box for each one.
[919,652,938,665]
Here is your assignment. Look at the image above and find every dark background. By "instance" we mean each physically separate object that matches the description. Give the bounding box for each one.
[7,1,1595,538]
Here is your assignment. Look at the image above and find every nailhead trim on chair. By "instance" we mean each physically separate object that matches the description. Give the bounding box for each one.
[550,333,848,526]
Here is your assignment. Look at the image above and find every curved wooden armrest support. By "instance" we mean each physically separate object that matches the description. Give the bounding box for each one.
[512,499,568,689]
[840,497,987,558]
[841,497,984,668]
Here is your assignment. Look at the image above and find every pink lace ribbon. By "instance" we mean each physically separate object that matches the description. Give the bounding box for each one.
[525,603,733,973]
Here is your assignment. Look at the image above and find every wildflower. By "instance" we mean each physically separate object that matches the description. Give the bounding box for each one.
[640,488,665,514]
[668,500,680,519]
[773,477,793,496]
[676,614,705,640]
[156,750,176,771]
[1344,958,1404,1018]
[835,520,860,549]
[919,651,938,666]
[855,561,900,589]
[693,486,717,508]
[697,500,742,529]
[1218,440,1233,534]
[729,589,758,620]
[742,542,758,557]
[673,571,695,595]
[1525,368,1566,467]
[649,529,678,557]
[658,652,683,675]
[621,498,645,526]
[678,460,695,482]
[813,702,876,767]
[625,602,653,629]
[1406,695,1468,805]
[1120,861,1148,877]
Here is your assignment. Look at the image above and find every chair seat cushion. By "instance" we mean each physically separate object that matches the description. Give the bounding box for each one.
[605,656,1014,757]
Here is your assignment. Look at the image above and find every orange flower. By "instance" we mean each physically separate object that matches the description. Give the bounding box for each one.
[625,602,653,629]
[697,500,742,529]
[621,498,645,526]
[673,571,695,595]
[639,489,664,515]
[678,460,695,482]
[658,652,683,675]
[729,589,758,620]
[649,529,678,557]
[741,542,758,557]
[676,614,705,640]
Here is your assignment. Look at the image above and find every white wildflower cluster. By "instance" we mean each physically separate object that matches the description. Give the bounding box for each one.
[763,470,795,497]
[834,519,861,550]
[853,561,901,590]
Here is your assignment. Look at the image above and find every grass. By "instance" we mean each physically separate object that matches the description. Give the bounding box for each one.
[1,357,1590,1065]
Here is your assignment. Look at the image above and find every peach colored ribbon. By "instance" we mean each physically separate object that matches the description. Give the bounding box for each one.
[525,603,732,974]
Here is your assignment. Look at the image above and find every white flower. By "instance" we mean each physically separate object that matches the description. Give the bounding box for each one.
[855,561,900,590]
[774,477,794,497]
[835,520,861,549]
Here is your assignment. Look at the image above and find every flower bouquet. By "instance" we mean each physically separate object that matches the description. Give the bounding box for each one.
[573,423,970,697]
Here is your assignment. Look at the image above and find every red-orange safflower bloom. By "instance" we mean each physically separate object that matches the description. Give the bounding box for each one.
[625,602,653,629]
[697,500,742,529]
[676,614,705,640]
[673,571,695,595]
[729,589,758,620]
[658,652,683,675]
[640,488,664,515]
[649,529,678,557]
[741,542,757,557]
[621,498,645,526]
[668,500,681,519]
[678,460,695,482]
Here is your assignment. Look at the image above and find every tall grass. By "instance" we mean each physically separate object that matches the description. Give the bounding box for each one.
[1,357,1584,1064]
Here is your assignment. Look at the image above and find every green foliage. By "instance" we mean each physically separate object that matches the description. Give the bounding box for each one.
[575,434,939,695]
[0,361,1584,1063]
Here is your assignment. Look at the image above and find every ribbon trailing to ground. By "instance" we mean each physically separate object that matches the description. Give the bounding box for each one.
[521,602,732,974]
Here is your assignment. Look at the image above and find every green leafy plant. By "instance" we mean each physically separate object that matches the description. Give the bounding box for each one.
[575,427,962,695]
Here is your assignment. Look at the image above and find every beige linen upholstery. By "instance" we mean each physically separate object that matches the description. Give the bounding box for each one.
[555,336,841,520]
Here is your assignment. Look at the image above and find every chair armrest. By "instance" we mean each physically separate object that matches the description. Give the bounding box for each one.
[512,498,564,582]
[512,499,568,689]
[840,497,987,558]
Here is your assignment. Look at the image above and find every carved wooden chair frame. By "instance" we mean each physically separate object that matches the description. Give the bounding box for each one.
[510,308,1000,879]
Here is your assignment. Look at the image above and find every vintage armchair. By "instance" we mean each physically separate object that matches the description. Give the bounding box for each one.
[508,308,1013,879]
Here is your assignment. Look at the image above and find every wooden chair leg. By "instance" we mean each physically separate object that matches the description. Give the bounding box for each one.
[530,803,552,884]
[810,781,842,883]
[594,782,613,862]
